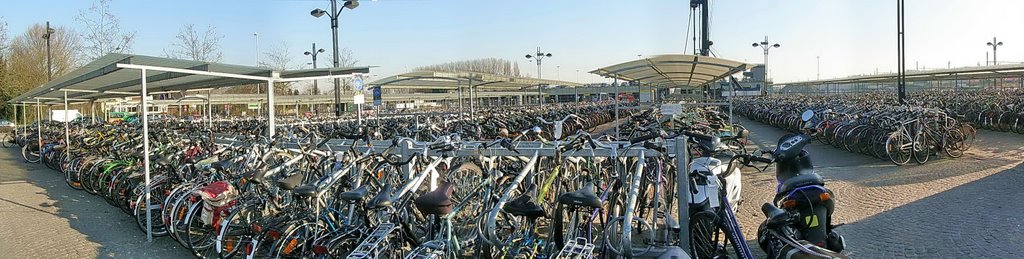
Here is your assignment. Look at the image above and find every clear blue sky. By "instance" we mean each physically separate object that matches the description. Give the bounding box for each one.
[3,0,1022,84]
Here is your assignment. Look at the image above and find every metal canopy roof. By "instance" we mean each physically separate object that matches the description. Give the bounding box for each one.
[8,53,369,104]
[143,92,542,106]
[779,63,1024,87]
[589,54,754,88]
[369,71,583,90]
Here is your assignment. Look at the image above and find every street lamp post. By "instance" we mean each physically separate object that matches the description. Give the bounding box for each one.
[304,43,326,95]
[311,0,359,117]
[752,36,780,96]
[42,21,55,81]
[526,47,552,105]
[986,37,1003,65]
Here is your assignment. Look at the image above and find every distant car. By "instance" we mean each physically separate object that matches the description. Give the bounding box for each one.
[0,119,14,128]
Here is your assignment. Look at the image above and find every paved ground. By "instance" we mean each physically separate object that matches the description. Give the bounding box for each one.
[1,119,1023,258]
[0,138,192,258]
[734,117,1024,258]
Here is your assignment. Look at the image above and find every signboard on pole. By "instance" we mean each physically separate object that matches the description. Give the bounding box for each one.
[353,77,364,91]
[660,104,682,115]
[353,94,365,104]
[247,103,259,110]
[372,87,382,106]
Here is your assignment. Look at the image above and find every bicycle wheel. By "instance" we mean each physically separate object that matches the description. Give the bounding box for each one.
[911,133,930,165]
[22,144,40,163]
[689,210,723,259]
[273,222,326,258]
[1,134,13,148]
[943,128,966,158]
[960,124,976,149]
[885,132,912,165]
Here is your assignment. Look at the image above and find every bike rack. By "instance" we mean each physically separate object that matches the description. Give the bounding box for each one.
[209,137,695,258]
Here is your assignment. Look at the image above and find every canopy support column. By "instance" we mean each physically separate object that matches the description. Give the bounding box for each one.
[64,91,70,158]
[457,81,464,121]
[207,89,213,130]
[614,77,620,138]
[90,101,96,124]
[140,68,153,242]
[468,78,474,119]
[13,104,18,136]
[35,99,42,156]
[267,72,278,138]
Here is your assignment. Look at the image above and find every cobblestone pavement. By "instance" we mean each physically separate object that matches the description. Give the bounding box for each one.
[1,120,1023,258]
[734,117,1024,258]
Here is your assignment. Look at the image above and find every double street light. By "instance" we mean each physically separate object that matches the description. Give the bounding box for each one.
[304,43,326,95]
[525,47,553,105]
[311,0,359,117]
[987,37,1003,66]
[752,36,780,96]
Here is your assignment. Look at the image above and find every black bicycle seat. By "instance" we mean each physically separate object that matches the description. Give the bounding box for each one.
[778,173,824,194]
[503,192,546,218]
[292,185,317,198]
[414,182,455,215]
[211,159,232,171]
[366,184,395,209]
[275,173,304,190]
[557,182,602,208]
[338,185,369,202]
[156,154,175,166]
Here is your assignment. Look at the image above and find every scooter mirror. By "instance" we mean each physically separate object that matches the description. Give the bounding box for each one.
[801,110,815,122]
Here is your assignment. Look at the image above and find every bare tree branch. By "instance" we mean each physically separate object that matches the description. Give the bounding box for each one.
[76,0,135,60]
[259,42,300,95]
[164,24,223,62]
[417,58,523,77]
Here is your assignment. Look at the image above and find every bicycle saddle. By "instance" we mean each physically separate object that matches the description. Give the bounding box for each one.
[275,173,304,190]
[503,185,546,218]
[777,173,824,194]
[292,185,317,198]
[211,159,232,171]
[156,154,175,166]
[366,184,395,209]
[557,181,602,209]
[414,182,454,215]
[338,185,369,202]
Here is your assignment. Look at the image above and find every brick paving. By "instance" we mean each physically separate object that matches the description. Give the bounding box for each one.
[734,117,1024,258]
[0,143,191,258]
[1,120,1023,258]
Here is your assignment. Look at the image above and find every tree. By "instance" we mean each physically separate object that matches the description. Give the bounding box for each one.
[258,42,299,95]
[323,48,359,93]
[76,0,135,60]
[1,23,80,121]
[417,58,523,77]
[165,24,223,62]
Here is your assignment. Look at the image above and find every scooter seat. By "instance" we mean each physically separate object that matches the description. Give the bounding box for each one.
[414,182,455,215]
[503,193,546,218]
[778,173,824,193]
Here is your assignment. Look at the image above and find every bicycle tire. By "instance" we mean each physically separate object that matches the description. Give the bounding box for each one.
[911,132,930,165]
[885,132,912,165]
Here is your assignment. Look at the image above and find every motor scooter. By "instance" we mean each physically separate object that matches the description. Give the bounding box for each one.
[751,110,847,258]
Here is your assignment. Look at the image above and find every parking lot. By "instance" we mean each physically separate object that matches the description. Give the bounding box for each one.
[2,116,1023,258]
